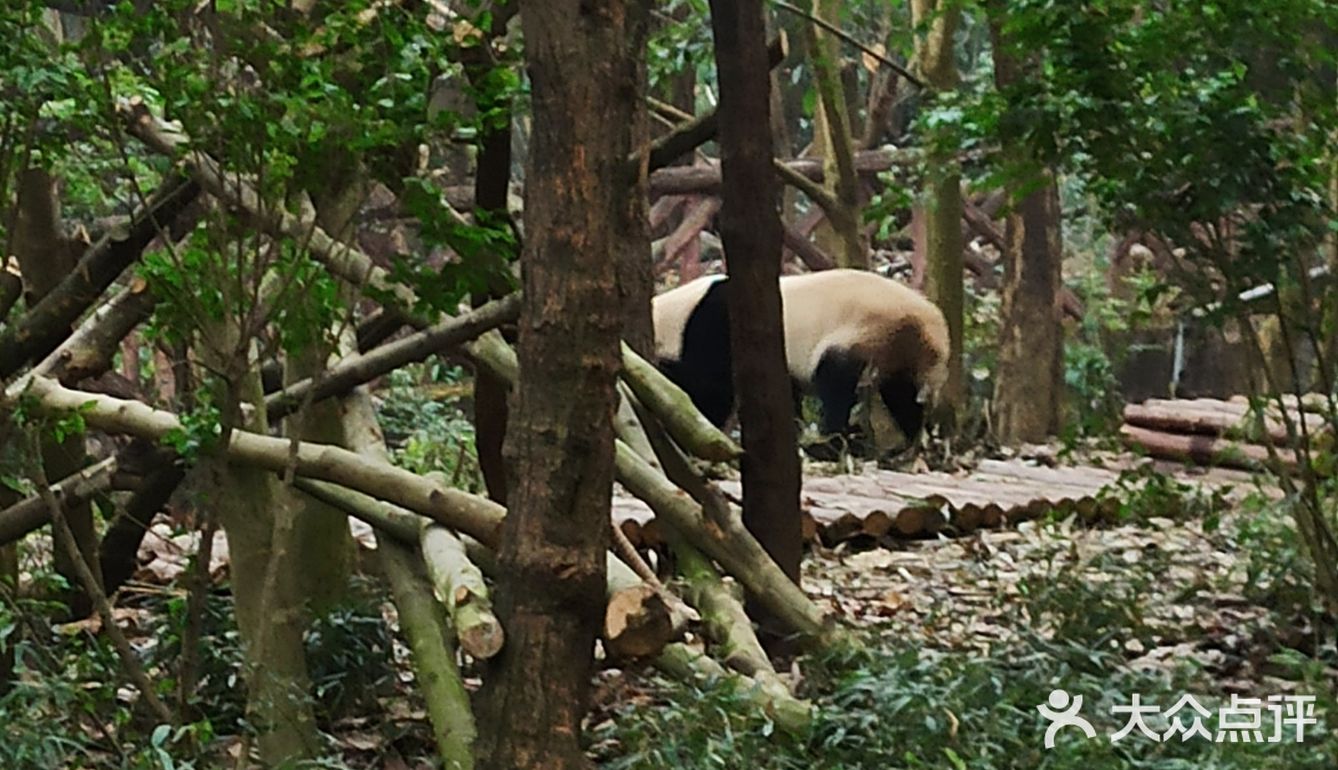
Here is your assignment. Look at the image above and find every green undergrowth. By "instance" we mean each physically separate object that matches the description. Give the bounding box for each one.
[0,574,401,769]
[593,635,1336,770]
[594,479,1338,770]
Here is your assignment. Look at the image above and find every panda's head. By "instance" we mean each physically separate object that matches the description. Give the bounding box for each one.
[874,300,950,447]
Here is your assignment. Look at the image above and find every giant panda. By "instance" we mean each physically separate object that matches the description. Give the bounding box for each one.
[652,269,950,455]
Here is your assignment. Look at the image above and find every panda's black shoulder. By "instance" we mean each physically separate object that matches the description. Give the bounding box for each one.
[683,276,731,344]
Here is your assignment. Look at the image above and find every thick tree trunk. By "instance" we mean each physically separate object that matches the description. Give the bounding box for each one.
[991,174,1064,442]
[990,17,1065,444]
[194,288,317,764]
[708,0,804,616]
[202,378,319,765]
[475,2,635,767]
[911,0,965,431]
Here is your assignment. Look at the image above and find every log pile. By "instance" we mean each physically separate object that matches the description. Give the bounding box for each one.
[612,458,1243,547]
[1120,396,1333,473]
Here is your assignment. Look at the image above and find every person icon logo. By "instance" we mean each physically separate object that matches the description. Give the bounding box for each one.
[1037,689,1097,748]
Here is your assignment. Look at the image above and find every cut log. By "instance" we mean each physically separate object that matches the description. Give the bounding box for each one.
[603,584,684,660]
[1125,401,1331,449]
[1229,393,1334,415]
[420,523,504,660]
[298,475,689,661]
[1119,424,1299,472]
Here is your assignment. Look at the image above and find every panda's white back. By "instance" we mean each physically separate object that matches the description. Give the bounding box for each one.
[778,270,937,382]
[651,274,725,362]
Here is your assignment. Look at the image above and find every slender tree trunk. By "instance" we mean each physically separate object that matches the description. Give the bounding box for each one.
[283,162,365,611]
[1321,78,1338,388]
[475,2,634,767]
[196,274,317,764]
[911,0,965,430]
[12,167,99,618]
[619,1,655,355]
[0,487,14,694]
[708,0,804,603]
[989,17,1065,443]
[806,0,866,268]
[201,362,319,765]
[467,3,519,506]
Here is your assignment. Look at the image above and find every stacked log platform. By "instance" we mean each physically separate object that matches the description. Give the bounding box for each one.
[611,457,1241,548]
[1120,396,1332,473]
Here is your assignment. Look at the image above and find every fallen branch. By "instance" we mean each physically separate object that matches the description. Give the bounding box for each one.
[612,441,831,643]
[465,330,741,465]
[0,456,118,547]
[624,392,811,725]
[339,388,477,768]
[0,177,199,379]
[420,523,504,660]
[653,643,812,736]
[98,462,185,595]
[265,294,521,421]
[677,545,810,727]
[464,335,829,643]
[649,148,912,197]
[124,104,426,324]
[11,376,508,545]
[31,447,174,725]
[379,536,478,765]
[34,280,157,384]
[619,343,741,462]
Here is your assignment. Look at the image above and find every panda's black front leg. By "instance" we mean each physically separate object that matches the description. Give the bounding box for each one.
[806,350,864,460]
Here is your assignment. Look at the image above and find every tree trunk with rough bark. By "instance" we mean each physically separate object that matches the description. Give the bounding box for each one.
[708,0,804,607]
[475,2,635,767]
[911,0,965,432]
[990,16,1065,444]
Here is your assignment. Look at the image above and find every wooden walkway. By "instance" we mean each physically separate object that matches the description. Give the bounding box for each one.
[611,458,1255,547]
